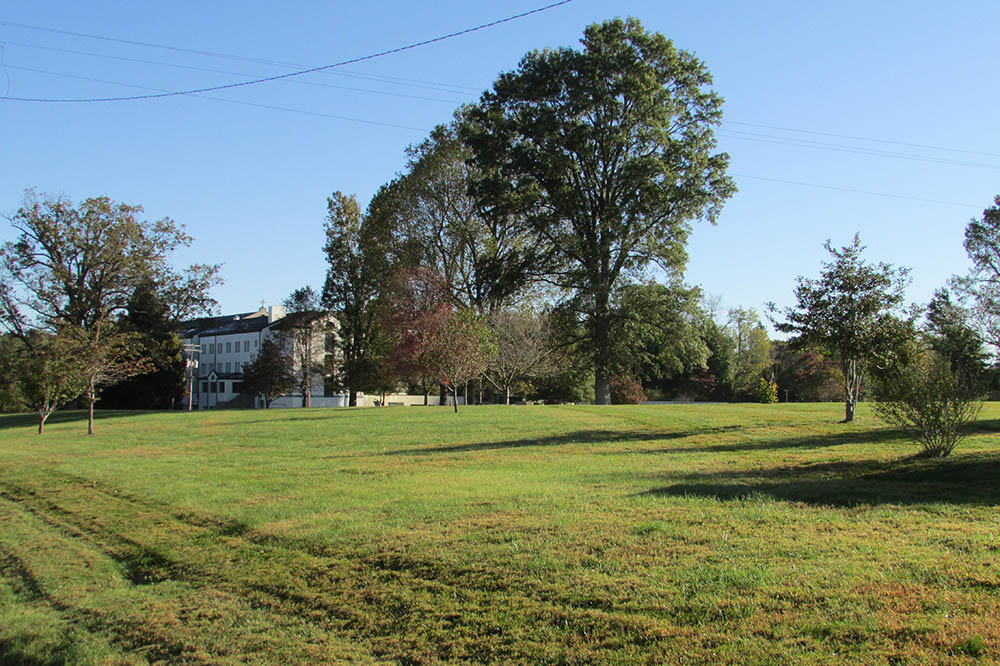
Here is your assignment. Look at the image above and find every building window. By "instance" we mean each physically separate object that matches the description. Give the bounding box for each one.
[209,343,215,354]
[218,381,226,393]
[226,342,232,353]
[244,340,250,352]
[226,362,231,372]
[201,381,208,393]
[254,339,258,348]
[232,382,243,394]
[235,361,241,372]
[210,381,217,393]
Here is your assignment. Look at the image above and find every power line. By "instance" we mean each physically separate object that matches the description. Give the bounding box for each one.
[0,25,481,95]
[5,64,431,132]
[726,119,1000,160]
[0,0,575,103]
[4,41,471,105]
[718,130,1000,171]
[731,173,980,208]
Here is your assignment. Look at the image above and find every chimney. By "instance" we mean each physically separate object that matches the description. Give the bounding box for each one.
[268,305,286,323]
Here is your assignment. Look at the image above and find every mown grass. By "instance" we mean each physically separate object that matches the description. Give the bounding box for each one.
[0,403,998,665]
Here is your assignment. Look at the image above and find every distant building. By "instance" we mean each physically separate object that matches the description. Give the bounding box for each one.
[180,303,339,409]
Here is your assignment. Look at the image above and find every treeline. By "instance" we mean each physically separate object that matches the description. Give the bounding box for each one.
[3,18,999,430]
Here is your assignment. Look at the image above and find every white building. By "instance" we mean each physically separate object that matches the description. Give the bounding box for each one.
[180,304,339,409]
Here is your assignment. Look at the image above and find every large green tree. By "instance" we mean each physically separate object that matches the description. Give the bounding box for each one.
[770,234,913,422]
[394,118,540,314]
[727,307,772,399]
[322,191,394,406]
[951,194,1000,355]
[0,190,220,432]
[463,18,735,403]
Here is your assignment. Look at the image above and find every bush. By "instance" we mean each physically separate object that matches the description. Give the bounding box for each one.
[874,351,984,457]
[757,377,778,404]
[610,375,646,404]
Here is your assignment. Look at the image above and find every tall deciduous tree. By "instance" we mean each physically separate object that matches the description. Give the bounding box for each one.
[395,118,538,313]
[770,234,913,422]
[727,307,772,399]
[951,195,1000,355]
[463,18,735,404]
[0,190,220,432]
[380,267,451,405]
[280,286,326,408]
[322,191,395,406]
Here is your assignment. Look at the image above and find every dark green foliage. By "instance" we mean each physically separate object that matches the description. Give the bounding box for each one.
[924,288,987,386]
[0,334,27,413]
[464,18,735,403]
[771,234,914,422]
[241,340,294,408]
[98,280,185,410]
[322,191,395,406]
[771,343,843,403]
[951,194,1000,351]
[611,281,710,386]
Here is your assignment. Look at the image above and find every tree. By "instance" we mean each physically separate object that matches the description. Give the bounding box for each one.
[98,279,187,410]
[380,267,452,405]
[0,333,28,413]
[925,288,988,382]
[70,321,151,434]
[951,195,1000,355]
[395,118,538,313]
[322,191,395,406]
[241,339,295,408]
[423,308,493,413]
[770,234,913,422]
[464,18,735,404]
[727,307,772,399]
[0,190,220,432]
[280,286,327,408]
[612,281,710,388]
[483,310,560,404]
[15,330,86,434]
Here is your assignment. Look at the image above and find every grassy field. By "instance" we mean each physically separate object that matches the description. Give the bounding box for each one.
[0,403,998,665]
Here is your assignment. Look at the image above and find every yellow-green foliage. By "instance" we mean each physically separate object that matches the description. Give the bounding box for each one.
[0,404,998,664]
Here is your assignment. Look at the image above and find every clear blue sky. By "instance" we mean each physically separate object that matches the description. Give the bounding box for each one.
[2,1,997,327]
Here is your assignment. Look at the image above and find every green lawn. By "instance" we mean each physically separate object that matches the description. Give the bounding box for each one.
[1,403,998,665]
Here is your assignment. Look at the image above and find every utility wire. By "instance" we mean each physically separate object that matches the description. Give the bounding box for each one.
[727,120,1000,160]
[731,173,980,208]
[6,65,431,131]
[4,41,470,105]
[0,0,575,103]
[718,130,1000,171]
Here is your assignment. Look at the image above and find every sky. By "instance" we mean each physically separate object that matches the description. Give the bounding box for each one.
[1,0,997,330]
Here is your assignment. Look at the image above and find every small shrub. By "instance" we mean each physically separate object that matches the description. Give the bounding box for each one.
[874,351,984,457]
[609,375,646,404]
[757,377,778,404]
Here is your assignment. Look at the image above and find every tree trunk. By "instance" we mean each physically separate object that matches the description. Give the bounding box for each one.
[505,386,511,405]
[439,383,447,406]
[842,358,859,423]
[452,386,459,413]
[423,384,429,406]
[464,382,468,408]
[88,387,95,435]
[592,289,613,404]
[38,412,46,434]
[348,389,357,407]
[303,332,312,408]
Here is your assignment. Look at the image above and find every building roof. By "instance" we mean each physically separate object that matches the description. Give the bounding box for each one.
[180,308,270,338]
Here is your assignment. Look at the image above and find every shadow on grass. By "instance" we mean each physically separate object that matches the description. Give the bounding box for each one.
[0,409,155,431]
[649,426,909,455]
[385,426,745,456]
[640,452,1000,506]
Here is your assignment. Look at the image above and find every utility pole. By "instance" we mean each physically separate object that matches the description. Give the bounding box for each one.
[184,343,201,411]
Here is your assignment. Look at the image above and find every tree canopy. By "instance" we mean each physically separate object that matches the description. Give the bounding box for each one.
[463,18,735,403]
[770,234,913,422]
